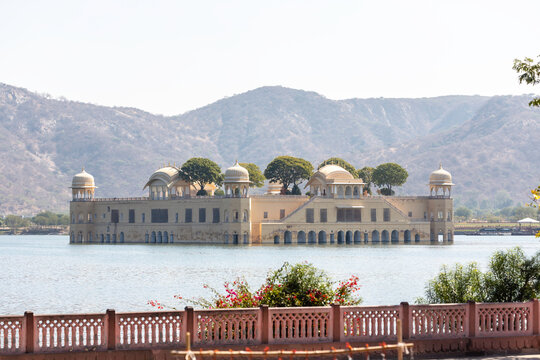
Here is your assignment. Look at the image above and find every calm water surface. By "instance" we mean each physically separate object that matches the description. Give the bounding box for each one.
[0,235,538,315]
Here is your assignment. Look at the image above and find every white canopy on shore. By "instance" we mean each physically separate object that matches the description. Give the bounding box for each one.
[518,217,540,223]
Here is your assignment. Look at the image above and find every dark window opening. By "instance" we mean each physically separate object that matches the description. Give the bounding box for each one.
[129,209,135,223]
[151,209,168,223]
[213,208,220,223]
[199,208,206,223]
[306,208,314,223]
[320,209,327,223]
[111,210,119,223]
[185,208,192,223]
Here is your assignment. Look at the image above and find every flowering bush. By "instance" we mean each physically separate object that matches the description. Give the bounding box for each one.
[149,262,362,309]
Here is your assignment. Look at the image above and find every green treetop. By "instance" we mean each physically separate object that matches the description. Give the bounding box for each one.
[317,157,358,177]
[372,163,408,195]
[357,166,374,194]
[264,156,313,194]
[178,157,223,196]
[239,163,265,188]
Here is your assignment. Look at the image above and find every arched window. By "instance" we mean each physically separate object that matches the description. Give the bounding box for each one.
[345,186,352,198]
[308,231,316,244]
[337,231,344,244]
[381,230,389,242]
[163,231,169,243]
[151,231,156,243]
[372,230,379,242]
[354,231,361,244]
[391,230,399,242]
[145,233,149,243]
[345,231,353,244]
[273,235,280,244]
[119,232,124,243]
[297,231,306,244]
[318,231,326,244]
[170,233,174,243]
[404,230,411,242]
[157,231,162,243]
[284,231,292,244]
[112,234,117,243]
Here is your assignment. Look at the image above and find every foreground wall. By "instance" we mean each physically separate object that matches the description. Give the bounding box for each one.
[1,301,539,359]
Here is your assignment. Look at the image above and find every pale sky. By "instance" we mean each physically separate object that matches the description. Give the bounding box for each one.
[1,0,539,115]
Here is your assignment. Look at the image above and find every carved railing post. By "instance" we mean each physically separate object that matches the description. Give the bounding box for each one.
[332,304,342,342]
[533,299,539,335]
[106,309,116,350]
[260,305,269,344]
[399,302,410,340]
[24,311,34,353]
[468,301,476,338]
[185,306,195,343]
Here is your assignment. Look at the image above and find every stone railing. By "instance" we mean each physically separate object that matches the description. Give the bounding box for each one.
[1,301,539,355]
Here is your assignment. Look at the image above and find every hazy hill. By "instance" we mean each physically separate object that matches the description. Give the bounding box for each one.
[0,83,538,215]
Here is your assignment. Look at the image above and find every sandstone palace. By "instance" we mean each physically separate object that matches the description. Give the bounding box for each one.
[69,162,454,245]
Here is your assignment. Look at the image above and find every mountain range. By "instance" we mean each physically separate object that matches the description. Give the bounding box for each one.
[0,83,538,215]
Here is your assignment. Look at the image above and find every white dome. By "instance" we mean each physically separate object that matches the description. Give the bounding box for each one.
[429,164,454,185]
[317,164,354,180]
[224,161,250,183]
[71,169,96,188]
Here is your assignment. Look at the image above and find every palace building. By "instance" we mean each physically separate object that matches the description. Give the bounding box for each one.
[69,162,454,245]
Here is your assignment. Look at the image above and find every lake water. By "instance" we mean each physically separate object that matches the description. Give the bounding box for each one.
[0,235,538,315]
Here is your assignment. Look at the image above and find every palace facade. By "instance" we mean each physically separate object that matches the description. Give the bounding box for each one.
[69,162,454,245]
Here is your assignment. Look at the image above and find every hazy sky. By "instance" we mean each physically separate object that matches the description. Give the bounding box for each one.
[1,0,539,115]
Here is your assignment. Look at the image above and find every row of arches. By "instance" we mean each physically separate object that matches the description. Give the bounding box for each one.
[70,232,125,243]
[145,231,174,243]
[223,232,249,244]
[273,229,421,244]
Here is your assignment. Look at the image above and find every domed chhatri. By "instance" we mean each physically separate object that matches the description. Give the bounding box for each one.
[224,161,250,197]
[71,168,96,200]
[143,165,216,199]
[429,164,454,198]
[224,161,250,182]
[306,164,364,197]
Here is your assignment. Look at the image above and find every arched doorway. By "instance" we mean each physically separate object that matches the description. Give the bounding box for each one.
[243,232,248,244]
[346,231,352,244]
[318,231,326,244]
[145,233,149,243]
[364,232,369,243]
[163,231,169,243]
[354,231,361,244]
[415,234,420,242]
[151,231,156,243]
[297,231,306,244]
[404,230,411,242]
[119,232,124,243]
[233,233,239,244]
[372,230,379,242]
[337,231,344,244]
[381,230,389,242]
[170,233,174,243]
[273,235,280,244]
[157,231,162,243]
[308,231,316,244]
[391,230,399,243]
[284,231,292,244]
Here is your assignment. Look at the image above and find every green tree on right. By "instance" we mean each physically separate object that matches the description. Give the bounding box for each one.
[357,166,374,194]
[418,247,540,304]
[372,163,408,195]
[513,55,540,237]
